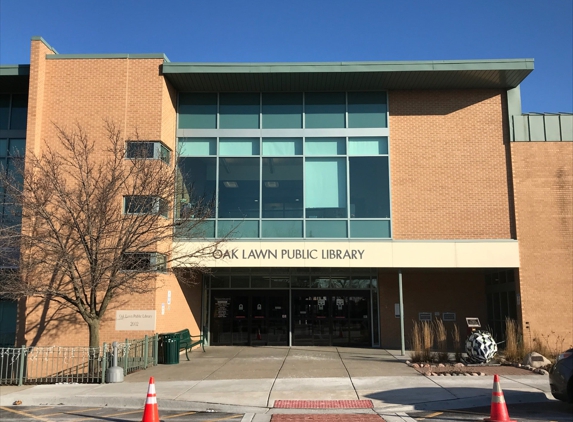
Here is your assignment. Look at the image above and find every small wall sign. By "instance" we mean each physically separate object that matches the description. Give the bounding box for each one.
[115,310,156,331]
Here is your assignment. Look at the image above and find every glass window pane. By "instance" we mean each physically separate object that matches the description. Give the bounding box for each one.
[350,221,391,238]
[348,137,388,155]
[262,138,302,156]
[270,277,290,288]
[350,276,371,289]
[263,157,303,218]
[291,275,310,288]
[219,138,260,156]
[231,276,250,288]
[311,276,330,288]
[330,276,351,288]
[178,93,217,129]
[306,220,347,238]
[9,95,27,130]
[0,139,7,157]
[0,95,9,130]
[348,92,387,128]
[305,158,347,218]
[305,137,345,155]
[251,276,269,288]
[262,93,302,128]
[178,157,216,217]
[305,92,345,128]
[219,93,260,129]
[262,220,303,238]
[211,275,229,288]
[349,157,389,218]
[217,220,259,238]
[179,138,216,156]
[218,157,260,218]
[9,139,25,157]
[126,142,155,159]
[175,220,215,238]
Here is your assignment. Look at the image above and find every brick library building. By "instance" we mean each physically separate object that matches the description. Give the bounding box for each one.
[0,37,571,350]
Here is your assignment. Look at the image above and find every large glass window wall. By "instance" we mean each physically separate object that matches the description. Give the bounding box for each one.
[177,92,390,239]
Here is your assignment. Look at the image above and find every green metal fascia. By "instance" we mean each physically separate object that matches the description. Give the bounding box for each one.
[0,65,30,76]
[46,53,169,60]
[162,59,534,74]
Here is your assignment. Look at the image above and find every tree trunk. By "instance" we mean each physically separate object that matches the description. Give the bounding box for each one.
[87,320,101,381]
[88,319,100,348]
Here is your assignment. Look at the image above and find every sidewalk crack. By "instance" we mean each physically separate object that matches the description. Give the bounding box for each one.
[267,346,290,407]
[337,347,360,400]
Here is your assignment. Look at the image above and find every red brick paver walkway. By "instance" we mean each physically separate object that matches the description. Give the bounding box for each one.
[271,416,384,421]
[274,400,373,409]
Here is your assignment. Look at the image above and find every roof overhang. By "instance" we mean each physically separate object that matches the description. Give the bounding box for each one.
[0,65,30,93]
[162,59,534,92]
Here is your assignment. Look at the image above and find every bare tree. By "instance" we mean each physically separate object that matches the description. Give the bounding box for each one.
[0,122,222,347]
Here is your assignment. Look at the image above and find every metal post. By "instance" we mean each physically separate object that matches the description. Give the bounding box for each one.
[154,334,159,366]
[144,335,149,369]
[17,345,26,386]
[123,339,129,374]
[399,270,405,356]
[101,343,107,384]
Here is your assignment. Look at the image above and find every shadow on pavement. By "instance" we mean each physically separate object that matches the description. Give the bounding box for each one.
[363,387,550,410]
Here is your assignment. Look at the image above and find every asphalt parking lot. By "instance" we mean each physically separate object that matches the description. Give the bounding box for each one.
[407,401,573,422]
[0,406,243,421]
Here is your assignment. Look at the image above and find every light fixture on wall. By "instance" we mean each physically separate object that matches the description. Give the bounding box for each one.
[223,181,238,188]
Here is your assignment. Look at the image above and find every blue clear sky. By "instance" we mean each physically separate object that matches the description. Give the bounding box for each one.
[1,0,571,112]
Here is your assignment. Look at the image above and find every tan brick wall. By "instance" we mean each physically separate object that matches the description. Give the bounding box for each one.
[37,57,167,146]
[21,41,188,347]
[389,90,514,239]
[511,142,573,347]
[378,270,487,349]
[155,272,203,338]
[23,287,157,347]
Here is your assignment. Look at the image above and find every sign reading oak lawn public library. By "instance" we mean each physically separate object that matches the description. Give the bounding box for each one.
[115,310,156,331]
[212,247,366,261]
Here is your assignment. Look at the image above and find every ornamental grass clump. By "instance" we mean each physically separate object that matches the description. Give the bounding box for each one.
[421,321,433,363]
[434,319,449,363]
[504,318,523,362]
[452,324,463,362]
[410,321,424,362]
[504,317,524,363]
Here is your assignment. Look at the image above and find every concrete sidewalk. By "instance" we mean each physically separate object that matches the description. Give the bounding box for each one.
[0,347,555,420]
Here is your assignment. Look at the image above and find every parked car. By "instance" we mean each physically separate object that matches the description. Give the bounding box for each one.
[549,348,573,403]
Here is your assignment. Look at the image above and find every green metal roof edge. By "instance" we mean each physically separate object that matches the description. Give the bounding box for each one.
[31,36,58,54]
[0,65,30,76]
[162,58,534,74]
[46,53,170,61]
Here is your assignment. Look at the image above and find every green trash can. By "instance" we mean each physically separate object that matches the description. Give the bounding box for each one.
[159,333,179,364]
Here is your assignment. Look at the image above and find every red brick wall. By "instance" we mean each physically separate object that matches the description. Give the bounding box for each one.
[511,142,573,347]
[389,90,514,239]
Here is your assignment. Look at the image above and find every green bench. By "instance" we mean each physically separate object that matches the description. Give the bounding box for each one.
[175,329,205,360]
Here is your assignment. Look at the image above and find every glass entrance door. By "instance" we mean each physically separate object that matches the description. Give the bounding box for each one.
[292,290,371,346]
[210,290,289,346]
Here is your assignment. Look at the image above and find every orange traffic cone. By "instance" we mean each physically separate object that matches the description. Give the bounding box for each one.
[484,374,516,422]
[141,376,160,422]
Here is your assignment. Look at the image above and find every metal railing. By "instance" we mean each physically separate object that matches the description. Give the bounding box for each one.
[0,334,158,385]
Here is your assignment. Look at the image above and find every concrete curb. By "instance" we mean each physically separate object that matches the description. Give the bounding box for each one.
[0,393,267,414]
